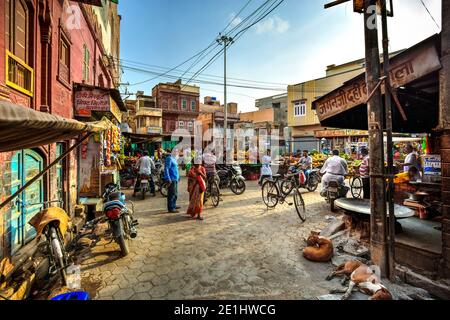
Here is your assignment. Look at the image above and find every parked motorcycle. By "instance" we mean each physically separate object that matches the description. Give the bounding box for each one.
[102,184,138,256]
[27,200,69,286]
[281,165,321,195]
[323,179,349,212]
[217,163,246,195]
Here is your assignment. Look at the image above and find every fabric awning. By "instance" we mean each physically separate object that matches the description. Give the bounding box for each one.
[122,132,163,144]
[0,101,112,152]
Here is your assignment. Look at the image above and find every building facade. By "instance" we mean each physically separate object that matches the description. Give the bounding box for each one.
[287,59,365,153]
[0,0,120,262]
[152,80,199,140]
[133,91,162,135]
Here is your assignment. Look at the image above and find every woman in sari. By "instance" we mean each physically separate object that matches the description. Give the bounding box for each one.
[187,162,207,220]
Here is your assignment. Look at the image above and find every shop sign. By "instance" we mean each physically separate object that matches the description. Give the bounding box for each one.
[109,97,122,123]
[423,155,441,176]
[75,89,110,117]
[147,127,162,134]
[314,39,441,122]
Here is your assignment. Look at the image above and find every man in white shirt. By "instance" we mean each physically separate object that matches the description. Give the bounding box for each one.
[401,144,419,173]
[134,151,156,197]
[259,150,273,186]
[320,150,348,196]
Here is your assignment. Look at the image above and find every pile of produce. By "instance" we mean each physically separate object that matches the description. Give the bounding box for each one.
[312,154,327,168]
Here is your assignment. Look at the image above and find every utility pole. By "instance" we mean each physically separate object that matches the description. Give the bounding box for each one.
[364,0,388,277]
[381,0,396,281]
[324,0,389,277]
[217,34,233,163]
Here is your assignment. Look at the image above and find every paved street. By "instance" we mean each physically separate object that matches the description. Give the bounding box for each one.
[78,177,340,300]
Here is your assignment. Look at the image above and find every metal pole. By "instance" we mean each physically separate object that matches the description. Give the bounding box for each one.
[364,0,388,277]
[224,38,228,164]
[381,0,396,281]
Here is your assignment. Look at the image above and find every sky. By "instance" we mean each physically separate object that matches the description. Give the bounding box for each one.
[118,0,442,112]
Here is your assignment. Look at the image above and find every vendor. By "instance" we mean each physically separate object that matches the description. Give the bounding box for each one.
[399,144,419,173]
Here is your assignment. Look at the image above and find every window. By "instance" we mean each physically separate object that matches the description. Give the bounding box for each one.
[58,29,71,86]
[5,0,33,96]
[172,100,178,110]
[188,121,193,130]
[182,99,187,110]
[294,101,306,117]
[178,121,185,129]
[191,100,196,111]
[82,44,90,82]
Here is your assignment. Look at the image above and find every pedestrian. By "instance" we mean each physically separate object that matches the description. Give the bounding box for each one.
[187,159,207,220]
[203,150,219,190]
[259,149,273,186]
[164,149,181,213]
[133,150,156,197]
[359,147,370,199]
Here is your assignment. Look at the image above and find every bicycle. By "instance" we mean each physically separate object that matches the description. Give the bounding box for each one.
[349,175,363,199]
[204,174,220,208]
[261,174,306,222]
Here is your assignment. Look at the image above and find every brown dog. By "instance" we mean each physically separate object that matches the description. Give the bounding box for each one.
[330,264,393,300]
[303,235,334,262]
[326,260,364,285]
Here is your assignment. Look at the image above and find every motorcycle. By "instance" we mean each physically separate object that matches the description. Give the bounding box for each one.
[323,179,349,212]
[102,184,138,256]
[120,170,136,189]
[217,163,246,195]
[28,200,70,286]
[281,165,321,195]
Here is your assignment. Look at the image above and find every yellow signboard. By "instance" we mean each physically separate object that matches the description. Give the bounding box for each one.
[110,97,122,123]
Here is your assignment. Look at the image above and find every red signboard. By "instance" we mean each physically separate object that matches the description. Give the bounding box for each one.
[74,89,110,117]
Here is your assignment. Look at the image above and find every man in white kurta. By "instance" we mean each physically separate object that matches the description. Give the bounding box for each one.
[320,150,348,195]
[259,150,273,186]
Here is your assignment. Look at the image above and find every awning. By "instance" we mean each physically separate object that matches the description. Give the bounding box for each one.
[0,101,112,152]
[312,34,441,133]
[122,132,163,144]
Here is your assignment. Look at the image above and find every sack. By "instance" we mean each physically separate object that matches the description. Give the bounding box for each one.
[197,175,206,193]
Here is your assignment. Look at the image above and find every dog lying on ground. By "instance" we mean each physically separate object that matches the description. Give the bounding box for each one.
[303,235,334,262]
[326,260,364,285]
[329,263,393,300]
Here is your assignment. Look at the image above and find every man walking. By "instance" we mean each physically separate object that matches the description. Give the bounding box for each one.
[259,149,273,186]
[359,147,370,199]
[164,149,180,213]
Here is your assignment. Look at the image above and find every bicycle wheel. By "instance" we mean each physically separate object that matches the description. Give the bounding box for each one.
[280,179,293,196]
[262,180,279,209]
[210,181,220,208]
[293,188,306,222]
[351,177,363,199]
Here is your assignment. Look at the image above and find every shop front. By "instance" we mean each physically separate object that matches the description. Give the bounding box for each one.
[312,34,449,289]
[73,84,126,218]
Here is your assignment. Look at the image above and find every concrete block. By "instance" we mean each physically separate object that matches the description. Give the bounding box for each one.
[320,219,345,238]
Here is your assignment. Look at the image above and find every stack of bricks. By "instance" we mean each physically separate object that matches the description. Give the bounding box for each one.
[442,134,450,277]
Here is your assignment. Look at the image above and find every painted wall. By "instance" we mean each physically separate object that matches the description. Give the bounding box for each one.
[240,109,275,124]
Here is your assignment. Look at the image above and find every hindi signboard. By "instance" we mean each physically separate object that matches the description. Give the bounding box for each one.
[313,38,441,122]
[75,89,110,117]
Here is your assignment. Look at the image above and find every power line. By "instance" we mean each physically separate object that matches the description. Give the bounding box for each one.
[419,0,440,31]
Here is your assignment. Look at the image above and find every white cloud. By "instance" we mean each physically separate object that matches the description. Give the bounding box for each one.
[229,12,243,28]
[255,15,290,34]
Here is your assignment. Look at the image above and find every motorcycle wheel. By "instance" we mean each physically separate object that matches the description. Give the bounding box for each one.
[50,227,68,286]
[141,187,146,200]
[118,235,130,257]
[230,179,246,195]
[306,174,319,192]
[328,194,336,212]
